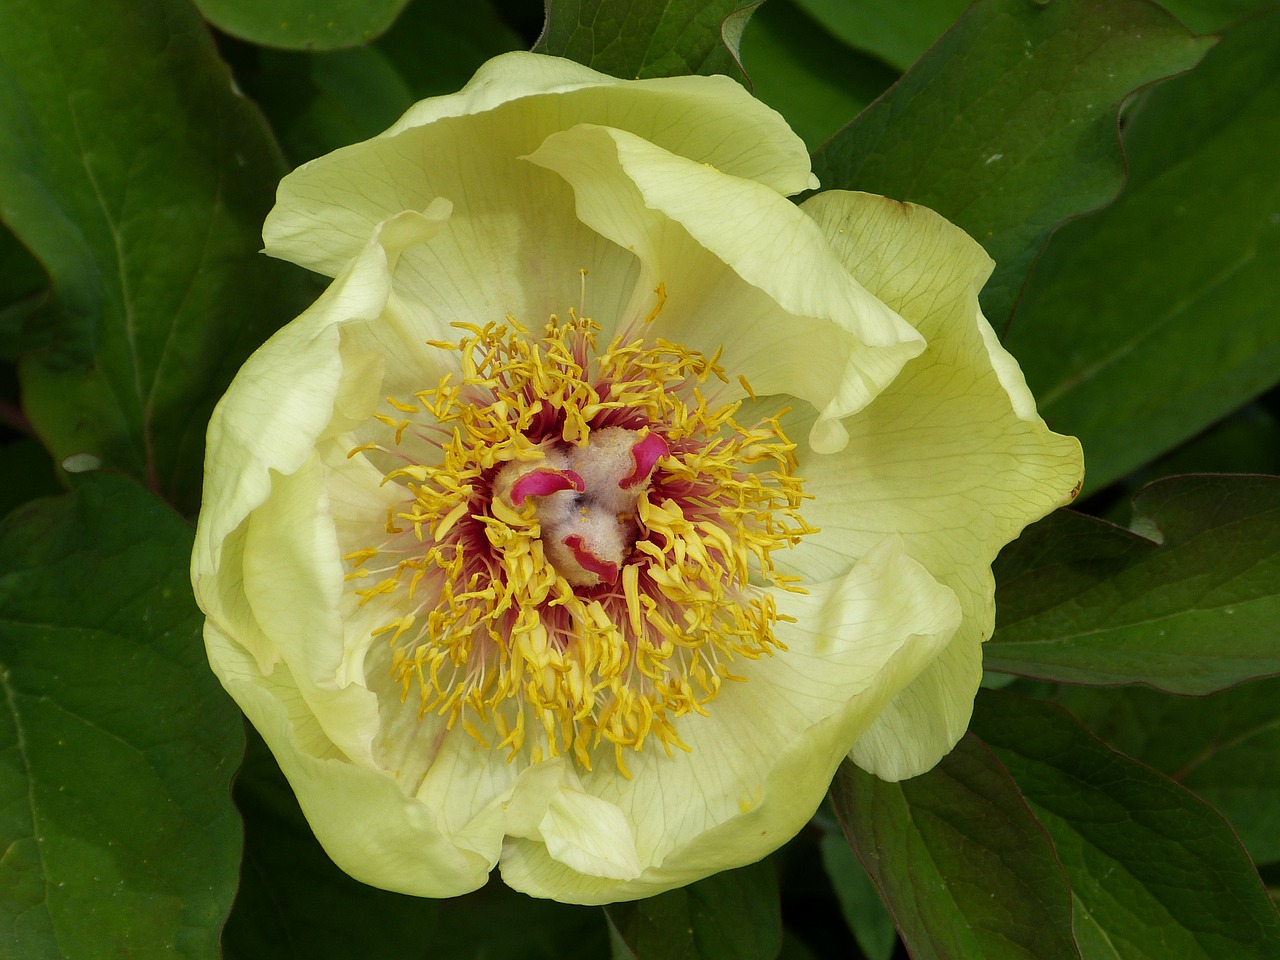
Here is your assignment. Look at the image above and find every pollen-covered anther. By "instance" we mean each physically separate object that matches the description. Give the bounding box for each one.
[347,313,810,774]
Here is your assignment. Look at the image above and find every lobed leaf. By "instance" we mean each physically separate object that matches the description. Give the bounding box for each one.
[987,475,1280,694]
[0,0,310,513]
[1055,681,1280,867]
[1006,10,1280,491]
[0,473,243,959]
[193,0,411,50]
[830,735,1079,960]
[973,691,1280,960]
[605,859,783,960]
[811,0,1212,329]
[535,0,759,80]
[739,0,898,151]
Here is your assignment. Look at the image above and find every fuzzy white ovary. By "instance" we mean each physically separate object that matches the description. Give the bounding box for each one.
[495,427,660,587]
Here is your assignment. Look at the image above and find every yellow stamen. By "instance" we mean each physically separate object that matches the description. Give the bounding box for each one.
[346,314,808,774]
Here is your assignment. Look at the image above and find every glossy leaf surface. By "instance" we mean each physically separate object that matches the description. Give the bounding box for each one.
[0,0,308,512]
[988,475,1280,693]
[194,0,411,50]
[1007,11,1280,491]
[536,0,757,79]
[0,474,243,959]
[974,691,1280,960]
[832,736,1079,960]
[812,0,1211,328]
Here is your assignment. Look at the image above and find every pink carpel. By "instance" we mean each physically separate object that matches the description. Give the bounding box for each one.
[620,431,668,489]
[564,534,621,585]
[510,468,585,505]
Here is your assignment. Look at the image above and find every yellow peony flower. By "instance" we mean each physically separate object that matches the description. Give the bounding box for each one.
[191,52,1082,904]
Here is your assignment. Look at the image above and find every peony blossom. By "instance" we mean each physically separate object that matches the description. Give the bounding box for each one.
[191,52,1082,904]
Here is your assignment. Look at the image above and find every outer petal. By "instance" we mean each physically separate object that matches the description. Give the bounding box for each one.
[263,51,814,279]
[500,536,961,903]
[192,205,533,892]
[193,203,450,595]
[791,191,1084,780]
[526,125,925,452]
[193,205,450,690]
[205,621,492,897]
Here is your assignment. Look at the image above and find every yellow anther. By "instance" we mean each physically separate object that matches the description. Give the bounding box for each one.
[342,311,807,775]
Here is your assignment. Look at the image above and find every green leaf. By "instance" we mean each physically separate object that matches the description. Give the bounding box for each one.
[0,438,59,521]
[987,475,1280,694]
[0,0,310,513]
[818,830,898,960]
[973,690,1280,960]
[811,0,1212,329]
[1055,681,1280,867]
[0,473,244,959]
[791,0,965,70]
[224,729,609,960]
[0,225,46,360]
[1005,10,1280,492]
[1129,404,1280,495]
[535,0,760,80]
[605,859,783,960]
[193,0,411,50]
[378,0,525,100]
[739,0,898,152]
[240,46,416,166]
[237,0,525,167]
[830,736,1079,960]
[1159,0,1280,33]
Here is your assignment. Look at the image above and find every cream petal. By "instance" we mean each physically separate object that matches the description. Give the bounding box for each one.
[241,454,383,766]
[192,205,450,596]
[205,620,491,898]
[526,125,925,453]
[500,537,959,903]
[366,169,639,363]
[538,788,643,881]
[790,190,1083,778]
[193,207,451,772]
[264,52,814,280]
[847,620,986,781]
[356,610,571,869]
[410,726,566,866]
[386,53,814,195]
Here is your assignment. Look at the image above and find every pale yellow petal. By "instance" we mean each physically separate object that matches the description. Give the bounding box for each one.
[538,788,643,881]
[501,536,959,902]
[527,125,925,452]
[205,621,492,897]
[264,52,813,279]
[192,205,449,595]
[792,190,1083,779]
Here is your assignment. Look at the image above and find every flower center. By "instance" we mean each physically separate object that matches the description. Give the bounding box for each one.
[494,425,668,588]
[345,307,811,775]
